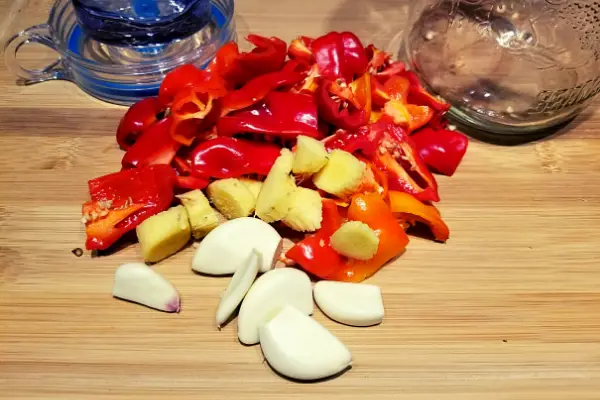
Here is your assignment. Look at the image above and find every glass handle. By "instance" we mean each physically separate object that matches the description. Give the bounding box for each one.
[3,24,69,85]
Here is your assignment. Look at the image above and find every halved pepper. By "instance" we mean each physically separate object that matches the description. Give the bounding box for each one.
[121,117,180,169]
[217,91,320,139]
[116,97,164,150]
[317,79,369,131]
[311,31,368,83]
[389,191,450,242]
[190,136,282,179]
[411,128,469,177]
[82,165,176,250]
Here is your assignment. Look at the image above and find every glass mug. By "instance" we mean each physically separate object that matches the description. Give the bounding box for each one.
[72,0,212,46]
[403,0,600,135]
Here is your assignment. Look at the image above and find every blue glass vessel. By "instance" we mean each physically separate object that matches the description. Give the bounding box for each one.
[72,0,212,46]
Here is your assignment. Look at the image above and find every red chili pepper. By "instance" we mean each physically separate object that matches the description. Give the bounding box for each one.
[82,165,176,250]
[220,69,305,116]
[190,137,282,179]
[288,36,314,65]
[317,79,369,131]
[217,91,320,140]
[116,97,164,150]
[411,128,469,177]
[311,32,368,83]
[285,200,344,279]
[121,117,180,169]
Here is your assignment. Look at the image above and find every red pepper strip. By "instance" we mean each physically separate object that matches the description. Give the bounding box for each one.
[116,97,164,150]
[292,64,320,94]
[375,61,406,79]
[366,44,390,71]
[317,80,369,131]
[288,36,315,65]
[190,137,282,179]
[220,70,305,116]
[172,155,193,176]
[311,31,368,83]
[205,41,240,88]
[383,101,433,132]
[121,117,180,169]
[388,191,450,242]
[228,35,288,85]
[327,193,410,282]
[158,64,216,107]
[285,200,345,279]
[174,175,210,191]
[398,70,451,114]
[411,128,469,177]
[217,91,320,139]
[83,165,176,250]
[170,87,217,146]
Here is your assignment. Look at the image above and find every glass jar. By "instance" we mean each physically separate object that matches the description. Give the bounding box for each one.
[403,0,600,135]
[3,0,235,105]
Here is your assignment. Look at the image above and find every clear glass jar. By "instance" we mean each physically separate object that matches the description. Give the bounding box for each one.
[403,0,600,135]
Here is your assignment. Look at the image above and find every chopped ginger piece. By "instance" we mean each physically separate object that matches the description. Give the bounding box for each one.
[282,187,323,232]
[207,179,257,219]
[330,221,379,260]
[177,190,221,239]
[292,135,328,176]
[313,150,365,198]
[256,149,297,223]
[136,205,191,263]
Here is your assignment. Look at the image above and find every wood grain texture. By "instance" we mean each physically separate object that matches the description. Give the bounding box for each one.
[1,0,600,399]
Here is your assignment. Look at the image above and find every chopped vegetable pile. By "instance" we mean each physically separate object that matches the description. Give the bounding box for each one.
[82,31,469,283]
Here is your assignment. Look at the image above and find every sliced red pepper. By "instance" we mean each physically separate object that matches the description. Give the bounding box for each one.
[232,35,287,84]
[406,104,434,132]
[288,36,314,65]
[190,137,281,179]
[288,194,409,283]
[217,91,319,140]
[317,79,369,131]
[158,64,219,107]
[411,128,469,177]
[384,76,411,102]
[205,41,240,87]
[322,122,385,158]
[370,75,391,107]
[311,31,368,83]
[388,191,450,242]
[327,193,410,282]
[366,44,406,80]
[82,165,176,250]
[220,69,305,116]
[292,64,320,94]
[285,199,344,279]
[170,87,218,146]
[349,72,372,119]
[121,117,180,169]
[116,97,164,150]
[174,175,210,191]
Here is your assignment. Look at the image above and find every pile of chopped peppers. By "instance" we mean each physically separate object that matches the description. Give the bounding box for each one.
[81,31,468,282]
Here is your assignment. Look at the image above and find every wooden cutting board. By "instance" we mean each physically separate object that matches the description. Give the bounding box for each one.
[1,0,600,398]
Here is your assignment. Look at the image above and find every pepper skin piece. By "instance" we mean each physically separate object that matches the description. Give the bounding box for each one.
[82,165,176,250]
[316,80,369,131]
[190,137,282,179]
[311,31,368,83]
[116,97,164,150]
[411,128,469,177]
[388,191,450,242]
[121,117,180,169]
[217,92,320,139]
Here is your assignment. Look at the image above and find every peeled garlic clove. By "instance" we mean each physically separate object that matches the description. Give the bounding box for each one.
[215,249,260,328]
[192,217,283,275]
[112,263,180,313]
[313,281,384,327]
[238,268,313,345]
[259,305,352,381]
